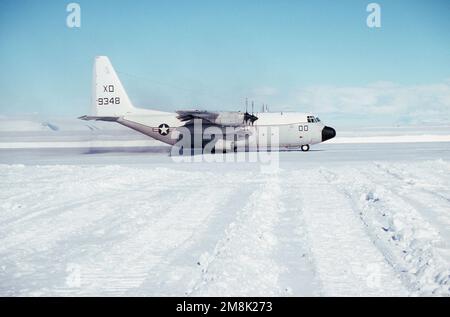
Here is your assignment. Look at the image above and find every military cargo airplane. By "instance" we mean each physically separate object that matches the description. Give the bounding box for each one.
[80,56,336,153]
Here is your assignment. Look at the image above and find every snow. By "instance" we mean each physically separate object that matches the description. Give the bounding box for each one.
[328,134,450,144]
[0,141,449,297]
[0,140,162,149]
[0,119,450,296]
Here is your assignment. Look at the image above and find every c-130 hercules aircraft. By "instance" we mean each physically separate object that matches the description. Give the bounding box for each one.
[80,56,336,153]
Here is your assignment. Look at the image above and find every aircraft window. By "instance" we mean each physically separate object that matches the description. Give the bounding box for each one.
[299,125,303,131]
[316,117,321,122]
[305,125,308,131]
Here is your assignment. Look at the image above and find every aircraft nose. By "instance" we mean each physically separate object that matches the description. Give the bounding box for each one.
[322,126,336,142]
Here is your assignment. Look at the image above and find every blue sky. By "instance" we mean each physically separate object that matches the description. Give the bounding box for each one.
[0,0,449,126]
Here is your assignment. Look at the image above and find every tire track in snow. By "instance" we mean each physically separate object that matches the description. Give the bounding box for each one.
[0,172,177,295]
[296,169,407,296]
[188,173,286,296]
[274,172,321,296]
[0,165,227,295]
[130,175,260,296]
[322,164,450,296]
[48,172,241,296]
[0,165,150,228]
[372,162,450,245]
[0,166,172,253]
[373,161,450,203]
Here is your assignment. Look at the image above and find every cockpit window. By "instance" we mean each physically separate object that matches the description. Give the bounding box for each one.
[307,115,315,123]
[316,117,321,122]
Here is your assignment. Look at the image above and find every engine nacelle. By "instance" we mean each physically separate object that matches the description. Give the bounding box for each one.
[213,112,246,126]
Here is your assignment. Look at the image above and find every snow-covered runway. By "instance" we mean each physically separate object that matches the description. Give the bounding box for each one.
[0,143,449,296]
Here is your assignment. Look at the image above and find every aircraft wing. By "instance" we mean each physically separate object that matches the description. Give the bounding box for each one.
[176,110,257,126]
[176,110,218,123]
[78,115,119,122]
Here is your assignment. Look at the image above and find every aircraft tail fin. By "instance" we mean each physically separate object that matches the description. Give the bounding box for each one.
[92,56,135,116]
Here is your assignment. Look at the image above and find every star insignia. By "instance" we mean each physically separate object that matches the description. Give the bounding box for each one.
[158,124,170,136]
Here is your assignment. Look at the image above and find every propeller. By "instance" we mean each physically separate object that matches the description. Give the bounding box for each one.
[243,99,258,125]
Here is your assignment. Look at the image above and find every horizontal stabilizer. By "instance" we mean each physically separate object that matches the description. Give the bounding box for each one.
[78,115,119,122]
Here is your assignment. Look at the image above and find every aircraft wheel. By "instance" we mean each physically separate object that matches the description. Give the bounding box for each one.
[301,144,310,152]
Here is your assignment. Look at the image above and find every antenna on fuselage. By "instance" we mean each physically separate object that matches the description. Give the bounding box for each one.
[251,101,255,125]
[243,98,258,125]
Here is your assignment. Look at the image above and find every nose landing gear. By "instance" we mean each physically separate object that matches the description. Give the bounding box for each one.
[301,144,310,152]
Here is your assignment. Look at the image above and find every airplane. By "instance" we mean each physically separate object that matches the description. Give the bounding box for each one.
[80,56,336,153]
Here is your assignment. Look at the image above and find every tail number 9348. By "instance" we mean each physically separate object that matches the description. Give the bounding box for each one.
[98,97,121,105]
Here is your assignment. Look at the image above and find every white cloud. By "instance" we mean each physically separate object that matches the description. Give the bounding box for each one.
[285,81,450,124]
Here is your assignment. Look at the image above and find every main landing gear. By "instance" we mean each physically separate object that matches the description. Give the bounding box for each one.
[301,144,310,152]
